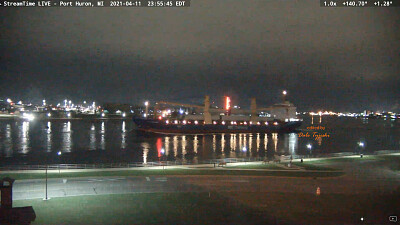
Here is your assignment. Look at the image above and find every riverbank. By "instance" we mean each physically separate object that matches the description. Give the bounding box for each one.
[0,162,343,180]
[2,153,400,180]
[7,153,400,225]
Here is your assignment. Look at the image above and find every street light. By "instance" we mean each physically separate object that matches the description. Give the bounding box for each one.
[144,101,149,117]
[160,148,165,170]
[358,141,365,158]
[307,144,312,161]
[44,152,50,201]
[57,151,62,173]
[282,90,287,102]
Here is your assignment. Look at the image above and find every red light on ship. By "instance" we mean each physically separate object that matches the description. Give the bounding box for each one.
[225,97,231,110]
[156,138,162,158]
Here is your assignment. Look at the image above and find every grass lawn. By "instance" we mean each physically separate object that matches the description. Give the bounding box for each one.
[226,190,400,225]
[227,162,339,171]
[14,190,400,225]
[291,162,338,171]
[307,155,378,164]
[375,155,400,171]
[0,168,344,180]
[225,163,283,170]
[13,192,272,225]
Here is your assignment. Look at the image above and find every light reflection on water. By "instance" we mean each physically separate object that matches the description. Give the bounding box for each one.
[19,121,30,154]
[89,124,96,151]
[0,117,399,165]
[46,122,51,152]
[61,122,72,153]
[100,121,105,150]
[121,121,126,149]
[4,124,12,157]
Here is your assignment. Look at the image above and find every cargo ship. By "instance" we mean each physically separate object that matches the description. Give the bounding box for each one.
[133,93,302,134]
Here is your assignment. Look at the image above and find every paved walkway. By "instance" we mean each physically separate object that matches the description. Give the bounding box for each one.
[7,154,399,201]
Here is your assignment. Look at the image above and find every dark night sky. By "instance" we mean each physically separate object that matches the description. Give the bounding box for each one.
[0,0,399,112]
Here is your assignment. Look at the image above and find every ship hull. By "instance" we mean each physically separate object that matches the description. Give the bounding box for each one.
[132,118,302,134]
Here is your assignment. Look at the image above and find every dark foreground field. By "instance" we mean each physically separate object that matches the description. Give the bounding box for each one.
[14,189,400,225]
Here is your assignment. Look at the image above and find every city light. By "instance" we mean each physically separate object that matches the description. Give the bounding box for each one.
[47,113,51,117]
[7,98,12,103]
[22,113,34,121]
[144,101,149,117]
[307,144,312,149]
[225,96,231,110]
[57,151,62,156]
[283,90,287,95]
[359,142,364,147]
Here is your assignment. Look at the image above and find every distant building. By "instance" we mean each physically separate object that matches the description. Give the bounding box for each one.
[269,101,297,121]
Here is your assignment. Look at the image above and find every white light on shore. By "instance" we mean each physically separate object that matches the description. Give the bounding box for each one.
[23,113,35,121]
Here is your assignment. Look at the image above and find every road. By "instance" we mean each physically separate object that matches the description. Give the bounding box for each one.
[13,176,205,200]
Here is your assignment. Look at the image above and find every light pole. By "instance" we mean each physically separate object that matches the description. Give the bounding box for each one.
[144,101,149,117]
[282,90,287,102]
[160,148,165,170]
[358,141,364,158]
[242,147,247,164]
[57,151,62,173]
[307,144,312,161]
[44,152,50,201]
